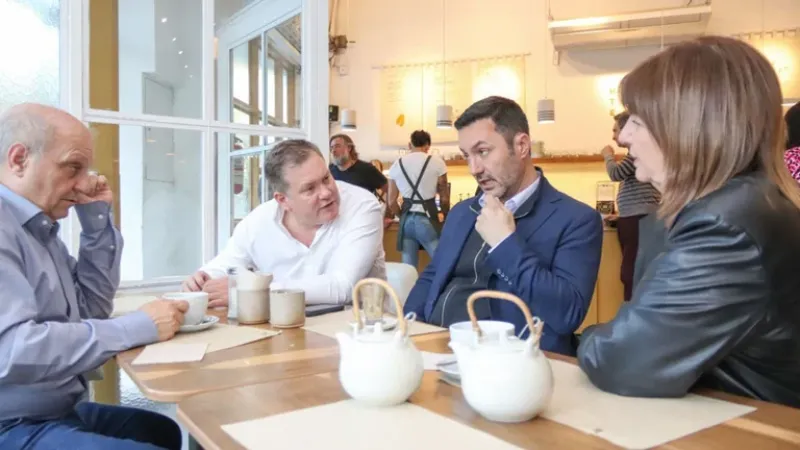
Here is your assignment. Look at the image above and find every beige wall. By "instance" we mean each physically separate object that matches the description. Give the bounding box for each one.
[446,162,611,209]
[330,0,800,161]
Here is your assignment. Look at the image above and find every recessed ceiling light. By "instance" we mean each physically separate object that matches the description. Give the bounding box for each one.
[184,65,188,69]
[161,17,167,23]
[172,37,177,42]
[178,50,183,55]
[189,75,193,78]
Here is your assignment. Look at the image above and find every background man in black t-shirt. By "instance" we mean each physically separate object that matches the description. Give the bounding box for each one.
[329,134,387,197]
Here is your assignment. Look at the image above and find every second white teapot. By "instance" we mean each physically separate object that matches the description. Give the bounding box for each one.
[336,278,424,407]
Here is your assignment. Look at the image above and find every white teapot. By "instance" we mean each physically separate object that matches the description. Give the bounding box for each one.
[449,290,553,423]
[336,278,424,407]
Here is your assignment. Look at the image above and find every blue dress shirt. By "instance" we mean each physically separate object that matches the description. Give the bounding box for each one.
[0,184,157,421]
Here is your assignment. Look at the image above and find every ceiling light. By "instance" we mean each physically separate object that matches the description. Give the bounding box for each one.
[436,105,453,129]
[172,37,177,42]
[537,98,555,124]
[161,17,167,23]
[184,65,188,69]
[341,109,357,131]
[178,50,183,55]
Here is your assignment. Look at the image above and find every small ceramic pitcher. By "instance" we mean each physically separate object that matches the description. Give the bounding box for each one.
[449,290,553,423]
[336,278,424,407]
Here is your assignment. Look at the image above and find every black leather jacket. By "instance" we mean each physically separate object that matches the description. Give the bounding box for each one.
[578,173,800,408]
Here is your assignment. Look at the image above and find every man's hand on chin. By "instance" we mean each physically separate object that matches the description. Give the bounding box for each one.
[475,194,515,248]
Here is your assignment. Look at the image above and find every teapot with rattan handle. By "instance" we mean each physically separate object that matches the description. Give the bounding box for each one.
[466,290,543,343]
[451,289,553,423]
[336,278,423,406]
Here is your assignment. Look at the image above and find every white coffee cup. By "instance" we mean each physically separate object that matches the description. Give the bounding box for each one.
[270,289,306,328]
[449,320,515,346]
[162,292,209,326]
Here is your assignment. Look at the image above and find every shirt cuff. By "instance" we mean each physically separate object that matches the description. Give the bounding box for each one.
[112,311,159,348]
[75,202,114,232]
[488,233,513,253]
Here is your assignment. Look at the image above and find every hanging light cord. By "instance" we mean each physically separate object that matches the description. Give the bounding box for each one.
[543,0,549,98]
[442,0,447,105]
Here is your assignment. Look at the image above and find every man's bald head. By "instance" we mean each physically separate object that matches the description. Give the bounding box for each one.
[0,103,96,220]
[0,103,89,163]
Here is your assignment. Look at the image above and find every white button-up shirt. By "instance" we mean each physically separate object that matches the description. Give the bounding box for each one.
[201,181,386,305]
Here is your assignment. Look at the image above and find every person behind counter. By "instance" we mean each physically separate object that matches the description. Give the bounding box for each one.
[329,134,387,197]
[601,112,661,301]
[578,36,800,408]
[386,130,449,268]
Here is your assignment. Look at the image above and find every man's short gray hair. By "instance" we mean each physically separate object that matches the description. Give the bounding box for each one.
[264,139,324,194]
[0,106,54,163]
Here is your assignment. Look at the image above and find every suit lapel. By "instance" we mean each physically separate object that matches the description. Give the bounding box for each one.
[512,172,560,242]
[448,200,479,264]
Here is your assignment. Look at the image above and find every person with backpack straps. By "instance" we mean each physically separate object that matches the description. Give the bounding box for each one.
[387,130,449,269]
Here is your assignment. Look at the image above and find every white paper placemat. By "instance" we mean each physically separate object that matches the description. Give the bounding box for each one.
[303,310,445,339]
[145,323,279,354]
[222,400,523,450]
[132,343,207,365]
[542,359,757,449]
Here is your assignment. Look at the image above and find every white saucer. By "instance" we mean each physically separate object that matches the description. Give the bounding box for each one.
[437,360,461,379]
[179,315,219,333]
[349,316,398,332]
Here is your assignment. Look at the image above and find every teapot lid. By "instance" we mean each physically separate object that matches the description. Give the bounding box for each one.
[350,321,400,343]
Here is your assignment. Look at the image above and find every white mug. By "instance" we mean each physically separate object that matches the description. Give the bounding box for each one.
[162,292,209,326]
[270,289,305,328]
[449,320,515,346]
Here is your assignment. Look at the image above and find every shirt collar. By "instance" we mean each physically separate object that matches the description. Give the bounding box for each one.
[0,183,45,225]
[478,174,542,214]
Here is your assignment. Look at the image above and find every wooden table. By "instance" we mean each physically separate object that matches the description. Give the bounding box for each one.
[177,337,800,450]
[116,309,344,403]
[116,309,447,403]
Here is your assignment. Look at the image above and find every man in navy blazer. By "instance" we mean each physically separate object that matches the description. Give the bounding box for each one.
[404,96,603,356]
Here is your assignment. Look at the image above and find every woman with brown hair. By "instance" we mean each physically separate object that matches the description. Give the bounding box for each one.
[578,36,800,408]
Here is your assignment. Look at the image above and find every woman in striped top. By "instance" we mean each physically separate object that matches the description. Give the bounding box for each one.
[601,112,661,301]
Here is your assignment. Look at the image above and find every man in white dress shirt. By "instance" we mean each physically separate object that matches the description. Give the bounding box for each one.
[182,139,386,306]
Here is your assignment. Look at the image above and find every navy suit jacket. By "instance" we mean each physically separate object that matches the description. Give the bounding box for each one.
[404,172,604,356]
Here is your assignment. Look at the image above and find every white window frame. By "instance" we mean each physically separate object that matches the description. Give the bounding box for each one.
[58,0,329,286]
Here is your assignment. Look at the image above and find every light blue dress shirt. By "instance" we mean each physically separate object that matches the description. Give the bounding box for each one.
[0,184,157,421]
[477,174,541,214]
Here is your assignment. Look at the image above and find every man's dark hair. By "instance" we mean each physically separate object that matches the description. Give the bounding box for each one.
[264,139,323,193]
[614,111,630,129]
[409,130,431,148]
[454,96,529,149]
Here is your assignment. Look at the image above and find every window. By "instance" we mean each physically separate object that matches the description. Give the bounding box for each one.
[64,0,328,283]
[221,134,285,231]
[88,123,204,280]
[0,0,60,110]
